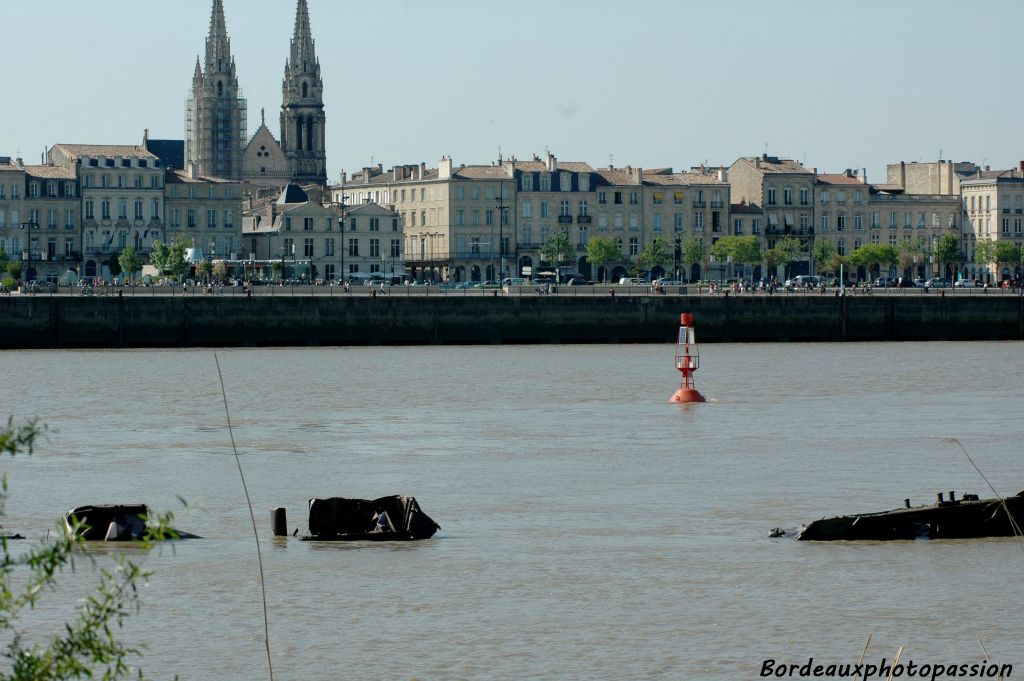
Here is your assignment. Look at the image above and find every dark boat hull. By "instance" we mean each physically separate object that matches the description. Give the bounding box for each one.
[798,492,1024,541]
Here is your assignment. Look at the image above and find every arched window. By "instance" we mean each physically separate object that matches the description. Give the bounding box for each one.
[301,82,308,98]
[306,119,314,151]
[295,117,303,151]
[217,81,223,97]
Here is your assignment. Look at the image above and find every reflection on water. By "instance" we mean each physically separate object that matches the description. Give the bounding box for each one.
[3,342,1024,680]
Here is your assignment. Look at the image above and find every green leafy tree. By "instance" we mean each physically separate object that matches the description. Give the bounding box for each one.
[117,246,143,282]
[935,233,961,279]
[6,261,23,283]
[539,232,575,283]
[680,236,704,282]
[851,243,898,278]
[712,236,761,279]
[897,237,925,276]
[196,259,213,284]
[636,237,673,275]
[148,241,169,275]
[775,237,803,279]
[993,241,1020,274]
[166,238,190,282]
[0,418,178,680]
[270,261,282,280]
[212,261,228,282]
[812,239,836,276]
[974,240,997,279]
[0,246,7,271]
[762,246,786,281]
[586,236,622,283]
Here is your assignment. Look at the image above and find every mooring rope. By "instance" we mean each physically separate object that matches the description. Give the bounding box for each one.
[214,352,274,681]
[945,437,1024,555]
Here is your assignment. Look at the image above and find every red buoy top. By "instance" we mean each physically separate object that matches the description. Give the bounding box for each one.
[681,312,693,326]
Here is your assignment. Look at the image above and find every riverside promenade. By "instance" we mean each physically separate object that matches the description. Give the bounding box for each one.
[1,285,1022,348]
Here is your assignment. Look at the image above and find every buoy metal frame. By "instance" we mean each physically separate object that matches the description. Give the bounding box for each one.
[670,312,706,403]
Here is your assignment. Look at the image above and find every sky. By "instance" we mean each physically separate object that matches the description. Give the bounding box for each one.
[4,0,1023,184]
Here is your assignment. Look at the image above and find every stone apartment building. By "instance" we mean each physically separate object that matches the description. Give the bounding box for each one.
[163,167,244,262]
[885,160,978,196]
[728,154,816,275]
[0,158,81,283]
[242,184,399,282]
[48,144,165,279]
[814,169,961,280]
[332,153,731,283]
[959,164,1024,282]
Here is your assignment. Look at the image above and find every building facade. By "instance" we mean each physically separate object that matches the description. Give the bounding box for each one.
[49,144,165,279]
[163,167,244,262]
[960,166,1024,282]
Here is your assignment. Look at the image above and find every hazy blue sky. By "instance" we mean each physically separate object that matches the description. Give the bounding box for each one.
[5,0,1023,183]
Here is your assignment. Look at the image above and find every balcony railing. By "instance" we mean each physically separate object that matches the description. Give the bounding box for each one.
[577,215,592,224]
[692,201,706,208]
[557,215,573,224]
[710,201,724,209]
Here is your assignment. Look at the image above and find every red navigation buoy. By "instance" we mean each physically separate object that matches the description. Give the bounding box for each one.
[670,312,706,403]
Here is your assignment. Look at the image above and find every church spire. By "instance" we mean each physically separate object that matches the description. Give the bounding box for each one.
[205,0,233,76]
[289,0,317,74]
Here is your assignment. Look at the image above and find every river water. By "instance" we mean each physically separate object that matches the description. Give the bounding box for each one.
[3,342,1023,680]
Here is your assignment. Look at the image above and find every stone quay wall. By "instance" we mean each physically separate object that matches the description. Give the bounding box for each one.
[0,294,1022,348]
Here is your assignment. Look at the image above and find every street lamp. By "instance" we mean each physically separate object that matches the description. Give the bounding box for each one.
[337,194,348,284]
[496,183,509,281]
[19,222,39,292]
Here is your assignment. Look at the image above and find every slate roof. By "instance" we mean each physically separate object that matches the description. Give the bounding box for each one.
[165,169,236,184]
[145,139,185,169]
[51,144,158,160]
[276,183,309,204]
[452,165,513,179]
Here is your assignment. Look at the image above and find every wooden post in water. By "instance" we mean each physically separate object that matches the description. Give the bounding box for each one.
[271,507,288,537]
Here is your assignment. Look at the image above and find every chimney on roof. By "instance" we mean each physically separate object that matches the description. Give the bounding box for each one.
[1019,160,1024,174]
[858,168,867,184]
[143,129,149,145]
[632,167,641,184]
[754,157,760,169]
[985,165,990,172]
[717,167,725,182]
[546,151,556,172]
[899,161,906,188]
[187,161,197,179]
[439,156,452,180]
[419,162,426,179]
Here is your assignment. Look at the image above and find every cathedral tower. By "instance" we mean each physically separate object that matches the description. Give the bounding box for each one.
[186,0,246,179]
[280,0,327,186]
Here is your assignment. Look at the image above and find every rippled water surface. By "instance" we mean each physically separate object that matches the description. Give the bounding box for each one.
[4,342,1024,680]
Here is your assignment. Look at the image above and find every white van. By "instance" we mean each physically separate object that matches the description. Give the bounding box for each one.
[618,277,649,286]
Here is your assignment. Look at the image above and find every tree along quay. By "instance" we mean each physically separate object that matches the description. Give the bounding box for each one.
[1,293,1023,348]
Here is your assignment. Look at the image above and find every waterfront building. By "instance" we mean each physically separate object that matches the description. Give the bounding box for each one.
[959,165,1024,282]
[163,167,244,263]
[728,154,816,274]
[49,144,165,280]
[814,169,961,281]
[21,164,80,282]
[332,153,731,283]
[243,184,396,282]
[0,158,27,275]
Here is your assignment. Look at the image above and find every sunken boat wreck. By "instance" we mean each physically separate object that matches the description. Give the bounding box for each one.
[795,490,1024,541]
[300,496,440,541]
[63,504,199,541]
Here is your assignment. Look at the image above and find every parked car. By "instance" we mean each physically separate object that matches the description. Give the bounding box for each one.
[480,280,502,289]
[28,280,56,293]
[924,277,951,289]
[501,278,526,287]
[617,277,649,286]
[954,279,981,288]
[653,277,681,286]
[566,277,593,286]
[785,275,820,290]
[873,276,899,288]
